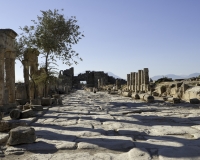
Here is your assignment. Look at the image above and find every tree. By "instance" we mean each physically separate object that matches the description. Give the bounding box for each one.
[19,9,84,96]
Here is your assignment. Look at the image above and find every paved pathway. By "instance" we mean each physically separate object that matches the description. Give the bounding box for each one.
[2,90,200,159]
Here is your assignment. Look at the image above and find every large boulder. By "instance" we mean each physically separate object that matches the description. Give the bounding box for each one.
[7,126,36,146]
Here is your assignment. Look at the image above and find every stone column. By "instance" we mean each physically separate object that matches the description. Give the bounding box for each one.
[5,54,11,104]
[100,78,104,86]
[9,52,16,103]
[138,70,142,92]
[116,79,121,90]
[0,48,5,106]
[98,79,100,88]
[129,73,132,91]
[144,68,149,91]
[141,70,144,91]
[135,72,138,92]
[5,51,16,103]
[131,72,136,91]
[127,74,130,90]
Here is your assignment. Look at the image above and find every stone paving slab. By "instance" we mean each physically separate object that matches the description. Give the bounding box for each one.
[1,90,200,159]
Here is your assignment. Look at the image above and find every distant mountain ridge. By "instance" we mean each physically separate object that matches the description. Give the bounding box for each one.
[151,73,200,80]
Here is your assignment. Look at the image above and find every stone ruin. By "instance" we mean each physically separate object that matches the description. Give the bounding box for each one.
[57,67,74,93]
[73,70,126,90]
[126,68,150,93]
[152,78,200,104]
[0,29,18,112]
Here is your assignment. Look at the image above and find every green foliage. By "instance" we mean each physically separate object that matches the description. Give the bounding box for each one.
[19,9,84,67]
[16,9,84,96]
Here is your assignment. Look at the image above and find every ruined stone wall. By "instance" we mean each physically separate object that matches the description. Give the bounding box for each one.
[60,67,74,89]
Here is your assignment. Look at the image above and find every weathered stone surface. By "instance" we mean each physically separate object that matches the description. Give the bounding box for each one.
[4,90,200,159]
[0,120,27,132]
[9,109,21,119]
[128,148,151,160]
[4,146,26,155]
[20,109,35,119]
[56,142,76,150]
[7,126,36,146]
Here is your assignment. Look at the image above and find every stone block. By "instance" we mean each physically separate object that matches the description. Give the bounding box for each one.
[10,109,21,120]
[7,126,36,146]
[0,120,27,132]
[20,109,35,119]
[31,105,43,111]
[41,98,52,106]
[190,98,199,104]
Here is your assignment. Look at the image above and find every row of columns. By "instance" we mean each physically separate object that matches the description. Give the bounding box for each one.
[127,68,149,92]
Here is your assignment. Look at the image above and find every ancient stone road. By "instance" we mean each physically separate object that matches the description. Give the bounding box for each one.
[2,90,200,159]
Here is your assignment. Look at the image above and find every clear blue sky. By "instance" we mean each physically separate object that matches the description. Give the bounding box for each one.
[1,0,200,81]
